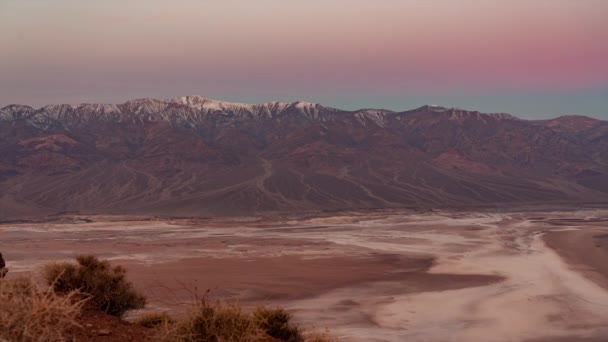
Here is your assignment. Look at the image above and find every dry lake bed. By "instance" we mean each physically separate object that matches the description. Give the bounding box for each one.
[2,209,608,342]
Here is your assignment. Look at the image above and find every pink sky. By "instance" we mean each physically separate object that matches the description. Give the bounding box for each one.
[0,0,607,118]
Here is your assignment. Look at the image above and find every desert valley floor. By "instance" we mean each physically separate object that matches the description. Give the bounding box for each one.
[2,209,608,342]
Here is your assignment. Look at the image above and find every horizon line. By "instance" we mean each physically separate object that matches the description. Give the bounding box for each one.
[1,95,604,122]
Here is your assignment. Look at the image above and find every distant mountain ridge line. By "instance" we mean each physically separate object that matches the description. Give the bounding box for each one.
[1,95,607,219]
[2,96,595,126]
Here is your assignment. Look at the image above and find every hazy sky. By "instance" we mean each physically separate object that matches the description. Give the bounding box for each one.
[1,0,607,119]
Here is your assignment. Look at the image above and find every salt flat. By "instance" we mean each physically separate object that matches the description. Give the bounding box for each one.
[1,209,607,342]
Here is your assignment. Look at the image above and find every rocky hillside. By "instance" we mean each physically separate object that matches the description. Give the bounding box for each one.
[1,97,607,219]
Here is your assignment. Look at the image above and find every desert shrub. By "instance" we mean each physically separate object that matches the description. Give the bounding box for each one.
[156,300,268,342]
[0,276,84,342]
[43,261,78,289]
[137,312,175,328]
[156,300,333,342]
[252,307,304,342]
[43,255,146,317]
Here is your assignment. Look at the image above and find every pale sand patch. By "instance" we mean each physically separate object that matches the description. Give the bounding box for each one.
[544,228,608,290]
[372,234,608,342]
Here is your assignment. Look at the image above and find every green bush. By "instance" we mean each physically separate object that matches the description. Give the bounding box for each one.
[43,255,146,317]
[252,307,304,342]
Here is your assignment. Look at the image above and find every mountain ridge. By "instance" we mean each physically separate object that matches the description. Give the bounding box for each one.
[4,96,599,127]
[1,96,607,220]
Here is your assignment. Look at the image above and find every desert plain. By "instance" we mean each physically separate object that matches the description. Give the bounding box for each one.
[1,209,608,342]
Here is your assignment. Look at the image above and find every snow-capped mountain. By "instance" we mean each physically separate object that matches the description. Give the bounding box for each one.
[1,97,347,129]
[0,96,523,130]
[0,96,607,220]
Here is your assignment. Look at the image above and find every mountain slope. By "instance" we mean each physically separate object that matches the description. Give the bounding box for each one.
[1,97,607,219]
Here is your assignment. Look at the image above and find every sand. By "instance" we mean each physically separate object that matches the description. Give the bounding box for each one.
[1,209,607,341]
[543,225,608,290]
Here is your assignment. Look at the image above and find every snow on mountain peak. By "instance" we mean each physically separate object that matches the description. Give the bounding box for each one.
[0,96,545,131]
[171,96,255,111]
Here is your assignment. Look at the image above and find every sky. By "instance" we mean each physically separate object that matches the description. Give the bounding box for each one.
[0,0,607,119]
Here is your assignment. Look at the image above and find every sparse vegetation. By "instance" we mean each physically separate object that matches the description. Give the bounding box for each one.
[137,312,175,328]
[43,255,146,317]
[5,256,333,341]
[154,299,333,342]
[156,299,266,341]
[0,276,84,342]
[252,307,304,342]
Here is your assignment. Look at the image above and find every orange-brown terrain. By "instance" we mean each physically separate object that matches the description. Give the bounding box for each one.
[1,98,608,220]
[2,210,608,341]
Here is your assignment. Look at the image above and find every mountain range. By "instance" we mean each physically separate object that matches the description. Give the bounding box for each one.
[1,96,607,220]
